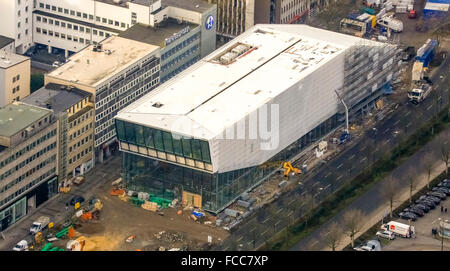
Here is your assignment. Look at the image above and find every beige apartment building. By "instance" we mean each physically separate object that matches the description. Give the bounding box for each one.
[0,52,30,107]
[23,83,94,183]
[205,0,332,38]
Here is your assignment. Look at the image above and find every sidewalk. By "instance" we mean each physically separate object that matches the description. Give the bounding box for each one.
[293,127,449,251]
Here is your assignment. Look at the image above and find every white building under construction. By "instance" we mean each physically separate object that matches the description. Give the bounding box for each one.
[114,24,400,214]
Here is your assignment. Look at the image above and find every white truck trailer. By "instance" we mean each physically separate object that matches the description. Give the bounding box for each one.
[381,221,415,238]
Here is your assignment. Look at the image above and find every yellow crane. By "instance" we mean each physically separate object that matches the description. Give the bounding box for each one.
[283,162,301,177]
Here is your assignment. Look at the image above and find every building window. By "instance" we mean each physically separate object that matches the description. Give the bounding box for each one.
[68,24,72,29]
[121,22,125,28]
[93,29,97,35]
[64,9,69,14]
[89,14,94,20]
[61,33,66,39]
[39,3,44,8]
[80,26,84,32]
[77,12,81,17]
[108,19,113,25]
[55,20,59,26]
[61,22,66,27]
[45,4,50,9]
[102,18,107,23]
[70,10,75,16]
[74,25,78,31]
[37,16,41,22]
[42,18,47,23]
[36,27,41,33]
[83,13,87,19]
[58,7,62,12]
[51,5,56,11]
[49,19,53,24]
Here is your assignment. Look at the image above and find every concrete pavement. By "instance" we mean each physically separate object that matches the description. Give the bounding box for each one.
[0,155,121,251]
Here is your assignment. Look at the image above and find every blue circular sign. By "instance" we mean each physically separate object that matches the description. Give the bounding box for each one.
[205,15,214,30]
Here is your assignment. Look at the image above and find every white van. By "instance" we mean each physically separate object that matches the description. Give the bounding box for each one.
[377,16,403,32]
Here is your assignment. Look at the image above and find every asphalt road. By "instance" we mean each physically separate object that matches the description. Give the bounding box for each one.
[0,155,121,251]
[294,126,449,251]
[214,53,450,251]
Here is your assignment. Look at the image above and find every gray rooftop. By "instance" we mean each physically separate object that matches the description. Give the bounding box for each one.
[0,52,29,69]
[163,0,214,13]
[0,35,14,49]
[22,83,91,116]
[96,0,213,12]
[119,19,198,48]
[0,103,52,138]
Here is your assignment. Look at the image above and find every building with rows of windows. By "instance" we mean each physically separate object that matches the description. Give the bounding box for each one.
[31,0,216,60]
[0,52,31,107]
[0,102,58,231]
[114,24,399,214]
[45,36,161,163]
[23,83,95,183]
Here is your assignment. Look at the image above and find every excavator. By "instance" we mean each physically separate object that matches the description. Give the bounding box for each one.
[283,162,301,177]
[259,161,301,177]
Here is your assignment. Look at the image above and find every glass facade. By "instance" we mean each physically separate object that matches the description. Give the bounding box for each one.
[115,119,211,165]
[119,114,340,213]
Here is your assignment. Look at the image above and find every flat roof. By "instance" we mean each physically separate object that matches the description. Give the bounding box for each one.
[0,52,29,69]
[0,35,14,49]
[22,83,91,115]
[117,24,384,140]
[163,0,214,13]
[95,0,213,12]
[47,36,159,88]
[0,103,51,137]
[119,19,198,48]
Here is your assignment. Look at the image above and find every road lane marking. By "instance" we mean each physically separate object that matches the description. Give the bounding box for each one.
[405,111,411,117]
[324,184,331,190]
[263,217,270,224]
[337,163,343,169]
[223,246,230,251]
[406,122,412,128]
[360,146,367,151]
[383,128,390,134]
[288,210,294,217]
[274,221,281,227]
[237,236,243,242]
[276,208,283,214]
[361,157,367,162]
[337,175,343,181]
[288,199,296,206]
[323,231,330,237]
[261,230,268,236]
[313,191,321,198]
[427,104,433,111]
[313,182,320,187]
[324,172,331,178]
[311,240,319,247]
[393,119,401,126]
[250,227,256,233]
[349,154,355,160]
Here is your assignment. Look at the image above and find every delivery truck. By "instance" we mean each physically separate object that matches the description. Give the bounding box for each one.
[381,221,415,238]
[408,82,433,104]
[29,216,50,235]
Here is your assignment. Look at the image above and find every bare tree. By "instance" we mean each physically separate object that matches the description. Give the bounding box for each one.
[303,193,315,230]
[423,153,434,189]
[440,133,449,177]
[324,222,343,251]
[407,172,417,204]
[342,209,364,248]
[383,176,398,219]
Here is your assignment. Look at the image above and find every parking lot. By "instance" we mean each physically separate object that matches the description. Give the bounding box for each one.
[369,179,450,251]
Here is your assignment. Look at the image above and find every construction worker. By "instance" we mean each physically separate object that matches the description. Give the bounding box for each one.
[65,203,69,211]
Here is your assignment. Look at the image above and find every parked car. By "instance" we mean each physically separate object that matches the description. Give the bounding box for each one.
[427,191,446,200]
[438,181,450,188]
[376,230,395,240]
[419,195,440,204]
[399,212,417,221]
[433,187,450,195]
[12,240,29,251]
[404,207,424,217]
[416,199,436,209]
[69,195,85,206]
[410,203,430,213]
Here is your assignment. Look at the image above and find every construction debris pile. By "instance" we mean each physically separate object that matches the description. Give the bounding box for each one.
[154,231,184,243]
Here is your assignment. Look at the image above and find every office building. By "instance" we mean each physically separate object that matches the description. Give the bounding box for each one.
[0,0,33,54]
[45,36,160,163]
[32,0,216,59]
[0,102,58,231]
[119,0,216,82]
[115,24,399,214]
[0,52,31,107]
[23,84,94,183]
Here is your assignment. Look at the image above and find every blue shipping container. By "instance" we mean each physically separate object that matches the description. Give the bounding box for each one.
[415,40,438,67]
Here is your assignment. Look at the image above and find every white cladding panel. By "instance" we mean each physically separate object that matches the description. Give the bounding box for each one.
[210,52,344,173]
